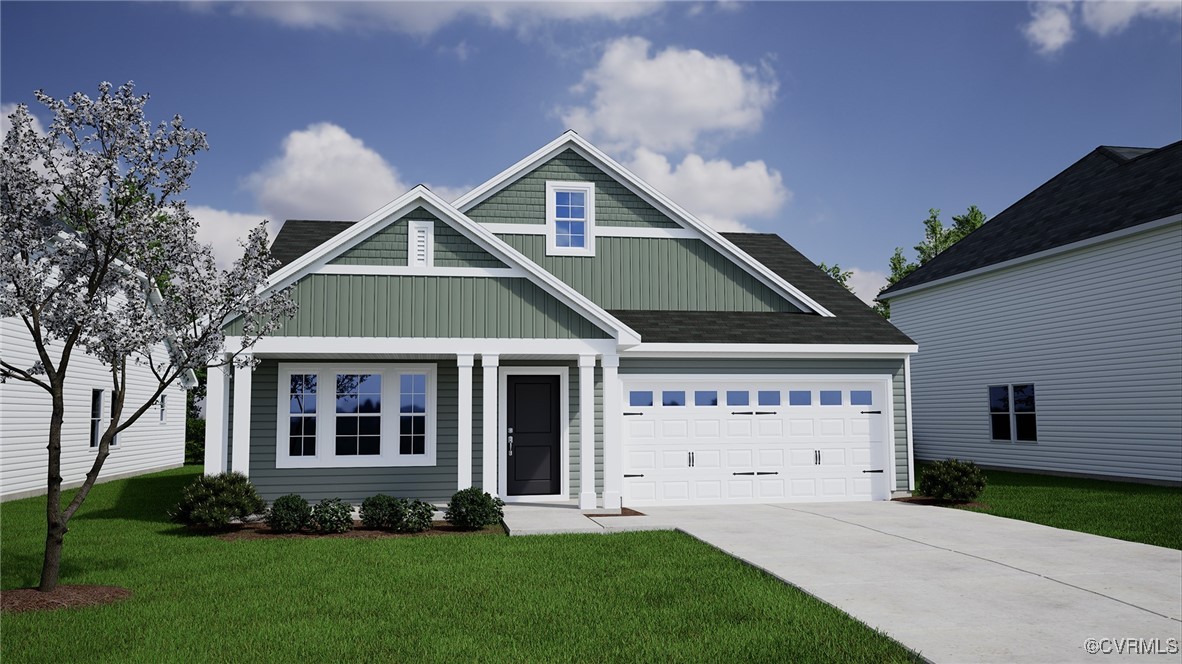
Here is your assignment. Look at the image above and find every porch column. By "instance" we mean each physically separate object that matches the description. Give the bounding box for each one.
[203,359,230,475]
[456,354,475,490]
[481,354,500,494]
[578,354,597,510]
[231,356,253,477]
[601,354,622,510]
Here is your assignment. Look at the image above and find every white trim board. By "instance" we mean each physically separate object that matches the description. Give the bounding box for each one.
[452,131,834,318]
[622,343,918,358]
[880,214,1182,301]
[498,366,571,503]
[479,223,700,240]
[223,336,619,358]
[315,265,525,278]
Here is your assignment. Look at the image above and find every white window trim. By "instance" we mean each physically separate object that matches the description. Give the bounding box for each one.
[275,363,438,469]
[989,383,1038,444]
[545,180,595,257]
[408,220,435,267]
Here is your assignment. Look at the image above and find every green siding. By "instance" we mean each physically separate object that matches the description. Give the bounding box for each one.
[466,149,679,228]
[496,234,799,312]
[330,207,504,268]
[227,274,609,339]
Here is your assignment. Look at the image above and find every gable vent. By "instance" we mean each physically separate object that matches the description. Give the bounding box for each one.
[408,220,434,267]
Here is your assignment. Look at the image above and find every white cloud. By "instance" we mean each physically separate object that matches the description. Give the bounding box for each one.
[222,1,660,36]
[847,267,888,307]
[1023,2,1076,55]
[1022,1,1181,55]
[190,206,270,268]
[560,36,777,153]
[627,148,789,232]
[1080,0,1181,36]
[245,122,408,223]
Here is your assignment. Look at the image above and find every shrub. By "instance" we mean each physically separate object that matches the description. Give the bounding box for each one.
[266,494,312,533]
[445,487,505,530]
[400,499,436,533]
[169,472,266,529]
[311,498,354,534]
[360,494,407,530]
[919,459,987,502]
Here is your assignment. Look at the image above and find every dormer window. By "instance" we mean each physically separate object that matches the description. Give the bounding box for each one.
[546,181,595,256]
[408,220,434,267]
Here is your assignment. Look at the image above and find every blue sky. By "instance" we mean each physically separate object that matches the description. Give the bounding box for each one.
[3,1,1180,301]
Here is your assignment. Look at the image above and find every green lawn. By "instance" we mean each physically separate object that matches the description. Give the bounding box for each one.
[1,467,917,663]
[917,462,1182,549]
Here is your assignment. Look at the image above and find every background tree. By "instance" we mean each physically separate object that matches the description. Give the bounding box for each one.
[874,206,987,318]
[185,367,208,465]
[0,82,296,592]
[818,262,854,293]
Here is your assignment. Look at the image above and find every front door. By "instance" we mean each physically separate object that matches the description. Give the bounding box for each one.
[506,375,561,496]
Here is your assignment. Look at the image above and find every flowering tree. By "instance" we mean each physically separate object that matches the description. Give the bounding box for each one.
[0,82,296,592]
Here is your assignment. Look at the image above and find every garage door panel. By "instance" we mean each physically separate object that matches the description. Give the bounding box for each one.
[759,478,786,498]
[791,478,817,497]
[664,482,690,500]
[820,419,845,436]
[851,419,870,436]
[758,448,785,467]
[789,419,814,436]
[727,449,753,467]
[695,450,721,468]
[628,420,656,439]
[821,478,848,496]
[789,449,816,468]
[695,481,722,499]
[756,419,784,437]
[661,420,689,438]
[726,419,752,437]
[728,479,755,498]
[660,450,688,468]
[629,450,656,470]
[694,419,721,438]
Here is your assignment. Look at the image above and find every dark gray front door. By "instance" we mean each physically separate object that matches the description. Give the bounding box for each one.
[506,375,560,496]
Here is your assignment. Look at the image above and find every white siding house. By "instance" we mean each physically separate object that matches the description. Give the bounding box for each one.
[881,143,1182,485]
[0,316,187,501]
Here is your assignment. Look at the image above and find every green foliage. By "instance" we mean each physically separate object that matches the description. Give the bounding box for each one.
[445,488,506,530]
[359,494,408,530]
[266,494,312,533]
[817,262,854,293]
[918,459,987,502]
[185,417,205,465]
[311,498,354,534]
[168,472,266,528]
[875,205,987,318]
[401,499,436,534]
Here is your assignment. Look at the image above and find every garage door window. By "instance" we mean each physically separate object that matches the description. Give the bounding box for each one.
[820,390,842,406]
[629,391,654,407]
[758,390,780,406]
[694,390,718,406]
[662,391,686,406]
[788,390,811,406]
[850,390,873,406]
[726,391,749,406]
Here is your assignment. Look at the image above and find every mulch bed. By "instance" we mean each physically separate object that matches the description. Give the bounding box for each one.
[893,496,990,510]
[1,585,132,614]
[215,520,504,541]
[590,507,646,517]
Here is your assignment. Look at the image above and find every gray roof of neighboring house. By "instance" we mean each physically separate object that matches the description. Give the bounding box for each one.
[880,141,1182,297]
[268,220,912,346]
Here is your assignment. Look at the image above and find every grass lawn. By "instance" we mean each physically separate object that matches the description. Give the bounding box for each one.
[917,462,1182,549]
[1,467,918,663]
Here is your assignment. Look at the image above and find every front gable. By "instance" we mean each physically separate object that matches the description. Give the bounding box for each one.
[331,207,506,269]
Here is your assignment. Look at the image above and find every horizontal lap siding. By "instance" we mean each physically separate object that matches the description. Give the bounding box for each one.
[248,360,460,503]
[233,275,608,339]
[891,223,1182,483]
[619,358,910,491]
[329,208,504,269]
[466,149,679,228]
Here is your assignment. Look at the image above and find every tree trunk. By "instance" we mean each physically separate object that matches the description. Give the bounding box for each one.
[39,387,67,592]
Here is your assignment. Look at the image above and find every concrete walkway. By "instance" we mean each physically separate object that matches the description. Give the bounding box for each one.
[503,501,1182,663]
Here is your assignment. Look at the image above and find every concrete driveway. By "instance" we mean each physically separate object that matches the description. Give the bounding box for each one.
[591,502,1182,663]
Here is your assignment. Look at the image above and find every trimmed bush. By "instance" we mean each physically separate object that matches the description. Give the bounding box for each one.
[311,498,354,534]
[169,472,266,529]
[400,499,436,533]
[360,494,407,530]
[266,494,312,533]
[445,487,505,530]
[919,459,987,502]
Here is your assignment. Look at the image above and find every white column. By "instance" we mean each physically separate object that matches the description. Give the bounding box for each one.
[578,354,598,510]
[456,354,475,490]
[202,360,230,475]
[601,354,622,510]
[481,354,500,495]
[231,356,253,477]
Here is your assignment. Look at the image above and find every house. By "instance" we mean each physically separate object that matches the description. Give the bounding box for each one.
[204,131,917,509]
[0,319,188,501]
[879,142,1182,485]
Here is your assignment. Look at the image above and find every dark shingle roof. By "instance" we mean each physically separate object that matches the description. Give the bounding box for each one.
[269,220,355,273]
[610,234,913,345]
[881,141,1182,296]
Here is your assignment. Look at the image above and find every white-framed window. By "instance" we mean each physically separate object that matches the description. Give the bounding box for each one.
[545,181,595,256]
[158,395,167,424]
[407,220,435,267]
[989,384,1037,443]
[90,389,103,448]
[276,363,437,468]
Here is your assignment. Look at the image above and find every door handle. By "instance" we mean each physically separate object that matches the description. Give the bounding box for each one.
[815,450,821,465]
[508,434,514,457]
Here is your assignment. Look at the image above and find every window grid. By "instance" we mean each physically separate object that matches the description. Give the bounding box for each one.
[90,389,103,448]
[336,374,382,456]
[289,374,318,457]
[400,373,428,455]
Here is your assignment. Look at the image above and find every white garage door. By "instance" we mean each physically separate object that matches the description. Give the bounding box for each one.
[622,376,892,506]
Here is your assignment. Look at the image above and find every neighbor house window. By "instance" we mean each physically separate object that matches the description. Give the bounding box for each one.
[545,181,595,256]
[289,374,318,457]
[109,393,119,446]
[158,395,167,424]
[990,384,1037,442]
[90,389,103,448]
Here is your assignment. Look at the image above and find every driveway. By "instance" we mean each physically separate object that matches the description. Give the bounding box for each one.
[590,502,1182,663]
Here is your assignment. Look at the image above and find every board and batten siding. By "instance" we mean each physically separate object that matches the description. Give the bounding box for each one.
[0,317,186,501]
[225,275,609,339]
[496,235,799,312]
[891,221,1182,483]
[466,149,679,229]
[618,358,910,491]
[330,208,505,269]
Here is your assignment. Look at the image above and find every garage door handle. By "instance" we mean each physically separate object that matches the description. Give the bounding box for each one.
[861,410,882,414]
[731,411,753,415]
[756,471,779,476]
[862,469,884,474]
[732,471,755,476]
[624,474,645,478]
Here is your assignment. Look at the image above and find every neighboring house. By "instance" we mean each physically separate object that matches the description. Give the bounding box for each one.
[205,131,917,509]
[0,318,187,501]
[879,142,1182,485]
